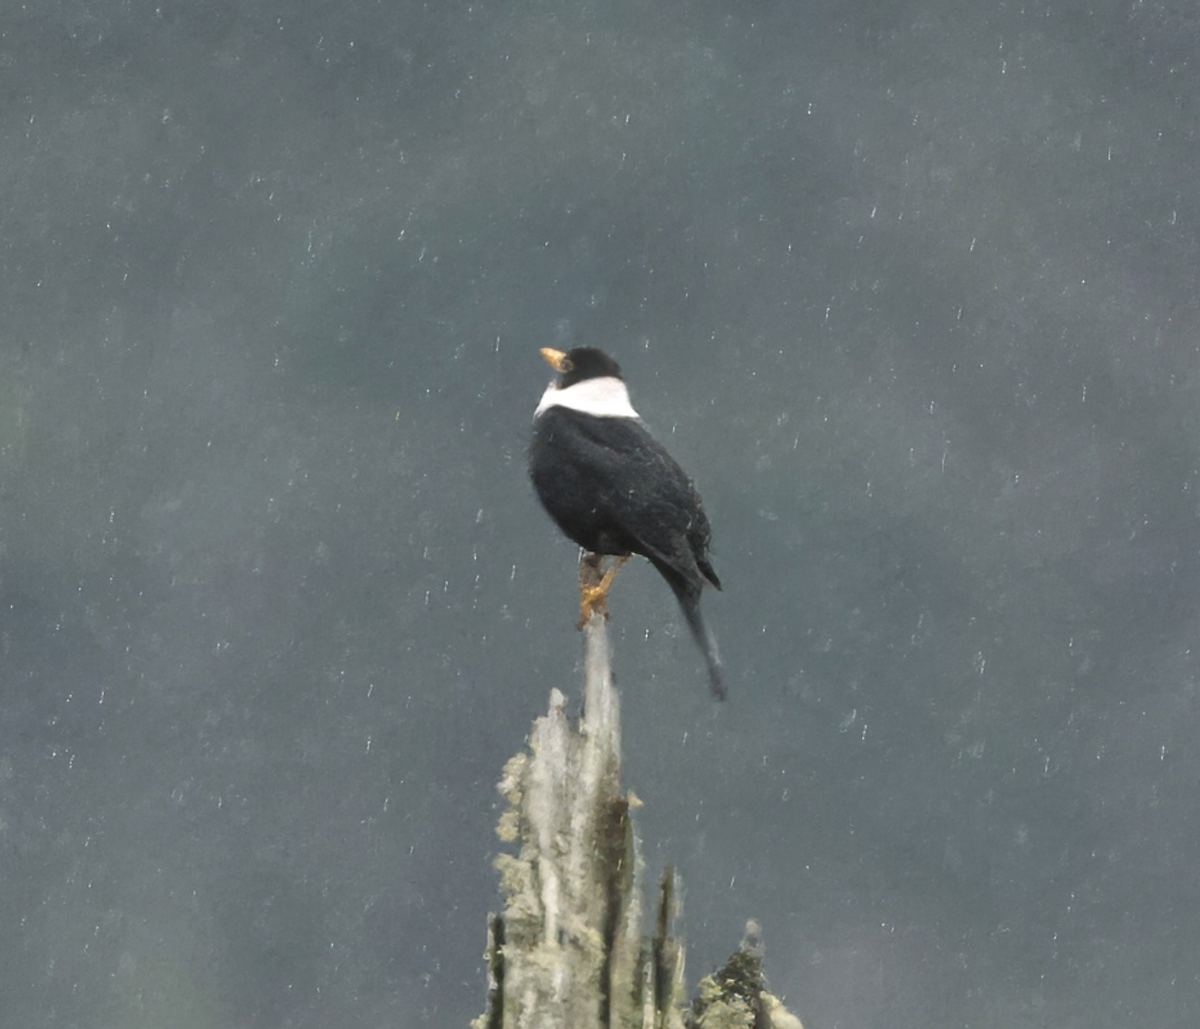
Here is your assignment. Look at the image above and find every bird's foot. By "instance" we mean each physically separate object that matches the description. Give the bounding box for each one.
[578,582,610,627]
[577,553,629,629]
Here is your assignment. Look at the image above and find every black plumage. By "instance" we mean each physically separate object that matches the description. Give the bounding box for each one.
[529,346,725,699]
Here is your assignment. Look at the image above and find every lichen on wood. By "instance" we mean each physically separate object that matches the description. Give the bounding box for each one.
[473,610,802,1029]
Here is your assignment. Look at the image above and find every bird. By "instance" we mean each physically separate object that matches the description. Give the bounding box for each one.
[529,345,725,699]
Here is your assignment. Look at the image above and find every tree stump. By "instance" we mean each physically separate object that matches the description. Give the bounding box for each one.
[473,609,802,1029]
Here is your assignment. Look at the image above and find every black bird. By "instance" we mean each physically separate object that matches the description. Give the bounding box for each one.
[529,346,725,699]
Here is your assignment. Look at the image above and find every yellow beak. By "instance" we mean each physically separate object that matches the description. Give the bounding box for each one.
[539,347,569,372]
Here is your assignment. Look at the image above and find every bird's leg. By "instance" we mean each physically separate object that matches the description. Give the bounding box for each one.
[577,553,630,628]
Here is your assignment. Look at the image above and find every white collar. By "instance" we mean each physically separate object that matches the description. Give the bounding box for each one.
[534,376,640,419]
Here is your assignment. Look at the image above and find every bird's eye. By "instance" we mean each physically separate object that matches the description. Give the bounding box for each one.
[561,358,574,372]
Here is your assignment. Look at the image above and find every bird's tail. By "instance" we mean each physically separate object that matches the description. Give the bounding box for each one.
[648,556,726,700]
[676,585,726,701]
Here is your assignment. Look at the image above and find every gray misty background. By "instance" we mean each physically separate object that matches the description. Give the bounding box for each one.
[2,2,1197,1026]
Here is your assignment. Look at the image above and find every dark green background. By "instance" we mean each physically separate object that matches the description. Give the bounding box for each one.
[2,2,1197,1026]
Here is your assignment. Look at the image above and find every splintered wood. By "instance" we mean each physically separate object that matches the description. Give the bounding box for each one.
[473,615,802,1029]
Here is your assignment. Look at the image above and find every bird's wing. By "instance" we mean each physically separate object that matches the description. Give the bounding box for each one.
[568,415,717,589]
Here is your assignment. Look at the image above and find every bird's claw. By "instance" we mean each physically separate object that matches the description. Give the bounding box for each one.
[577,583,612,628]
[577,553,629,629]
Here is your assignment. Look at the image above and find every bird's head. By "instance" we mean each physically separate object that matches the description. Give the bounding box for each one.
[540,347,624,389]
